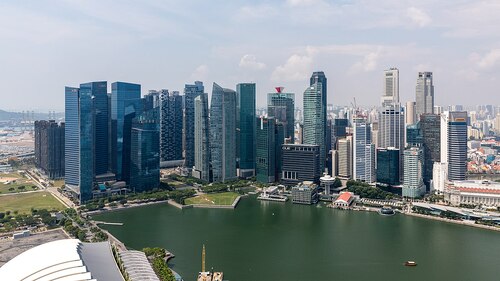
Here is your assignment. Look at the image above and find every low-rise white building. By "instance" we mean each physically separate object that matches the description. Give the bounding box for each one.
[444,180,500,207]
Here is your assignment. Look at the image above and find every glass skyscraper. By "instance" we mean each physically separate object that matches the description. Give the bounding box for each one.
[310,71,328,161]
[65,85,95,203]
[81,82,109,176]
[193,93,211,182]
[237,83,256,177]
[376,147,400,186]
[130,108,160,193]
[448,111,468,180]
[420,114,441,187]
[353,119,376,183]
[303,82,326,173]
[256,117,276,183]
[111,82,142,182]
[210,83,237,182]
[160,90,183,162]
[267,90,295,143]
[35,120,65,179]
[184,81,205,169]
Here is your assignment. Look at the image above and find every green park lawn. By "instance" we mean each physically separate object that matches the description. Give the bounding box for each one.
[0,172,37,195]
[184,192,239,206]
[0,192,66,214]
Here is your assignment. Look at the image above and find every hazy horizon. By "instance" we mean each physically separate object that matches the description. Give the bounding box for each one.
[1,0,500,112]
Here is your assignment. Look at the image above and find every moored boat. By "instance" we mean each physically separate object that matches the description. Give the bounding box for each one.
[405,261,417,266]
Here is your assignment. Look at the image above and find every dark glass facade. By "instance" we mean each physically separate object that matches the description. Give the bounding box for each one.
[184,81,205,168]
[111,82,142,182]
[256,117,276,183]
[160,90,183,161]
[448,111,468,180]
[420,114,441,187]
[237,83,256,176]
[281,144,320,186]
[332,118,348,149]
[406,123,422,147]
[64,87,80,189]
[81,82,108,176]
[130,108,160,192]
[35,120,65,179]
[376,147,400,185]
[267,92,295,143]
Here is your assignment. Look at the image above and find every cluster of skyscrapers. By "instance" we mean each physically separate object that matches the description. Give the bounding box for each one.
[331,68,468,198]
[32,67,471,203]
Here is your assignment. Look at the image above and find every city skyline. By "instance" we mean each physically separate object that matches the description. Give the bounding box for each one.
[2,1,500,111]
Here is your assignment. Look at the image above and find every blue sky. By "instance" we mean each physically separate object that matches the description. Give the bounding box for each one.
[1,0,500,111]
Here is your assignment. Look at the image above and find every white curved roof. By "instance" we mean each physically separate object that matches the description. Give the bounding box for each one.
[0,239,124,281]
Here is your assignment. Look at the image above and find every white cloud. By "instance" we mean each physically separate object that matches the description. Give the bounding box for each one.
[286,0,322,7]
[190,65,209,80]
[239,54,266,70]
[476,49,500,69]
[235,4,277,21]
[271,54,313,82]
[349,52,380,73]
[407,7,431,28]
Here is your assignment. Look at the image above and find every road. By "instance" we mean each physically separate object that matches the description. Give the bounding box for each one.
[24,169,75,208]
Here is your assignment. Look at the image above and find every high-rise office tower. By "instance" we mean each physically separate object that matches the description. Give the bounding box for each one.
[376,147,400,186]
[381,68,399,107]
[420,114,441,187]
[303,81,326,173]
[130,108,160,193]
[379,104,405,149]
[160,90,183,162]
[111,82,142,182]
[379,103,405,179]
[406,101,416,125]
[332,118,348,150]
[184,81,205,169]
[448,111,468,180]
[256,117,276,183]
[403,147,426,198]
[415,72,434,120]
[143,90,160,111]
[353,120,376,183]
[34,120,65,179]
[210,83,237,182]
[65,85,95,203]
[81,82,109,177]
[337,136,352,179]
[237,83,256,178]
[310,71,328,162]
[267,88,295,142]
[281,144,321,185]
[406,122,422,147]
[440,111,449,164]
[193,93,211,182]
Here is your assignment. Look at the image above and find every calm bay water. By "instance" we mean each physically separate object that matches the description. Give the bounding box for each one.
[95,197,500,281]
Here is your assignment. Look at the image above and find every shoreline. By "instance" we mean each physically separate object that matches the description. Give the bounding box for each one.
[404,212,500,232]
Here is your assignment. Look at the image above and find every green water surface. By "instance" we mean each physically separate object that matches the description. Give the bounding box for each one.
[94,197,500,281]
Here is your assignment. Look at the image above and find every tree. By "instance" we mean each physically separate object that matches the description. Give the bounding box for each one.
[333,178,342,188]
[8,187,14,192]
[17,185,25,191]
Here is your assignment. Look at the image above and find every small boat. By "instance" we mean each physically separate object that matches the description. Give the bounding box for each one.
[405,261,417,266]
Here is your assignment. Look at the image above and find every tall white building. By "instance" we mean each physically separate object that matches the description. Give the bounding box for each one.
[381,68,399,107]
[440,111,449,164]
[403,147,426,198]
[415,72,434,121]
[432,162,448,193]
[353,120,376,183]
[405,101,416,126]
[337,136,353,178]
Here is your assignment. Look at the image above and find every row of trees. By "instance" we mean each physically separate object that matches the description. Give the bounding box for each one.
[0,208,60,233]
[143,247,175,281]
[346,180,399,200]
